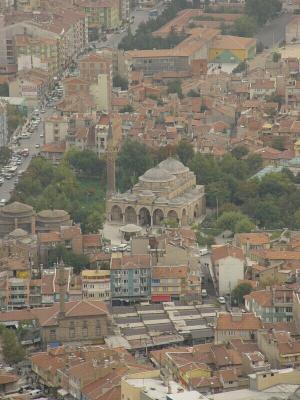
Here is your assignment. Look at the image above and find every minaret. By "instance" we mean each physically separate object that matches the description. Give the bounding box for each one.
[106,121,116,196]
[58,259,67,318]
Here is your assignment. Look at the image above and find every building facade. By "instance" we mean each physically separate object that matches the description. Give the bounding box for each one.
[110,254,152,301]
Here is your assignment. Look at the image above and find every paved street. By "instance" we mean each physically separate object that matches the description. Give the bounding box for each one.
[0,109,49,201]
[255,12,293,47]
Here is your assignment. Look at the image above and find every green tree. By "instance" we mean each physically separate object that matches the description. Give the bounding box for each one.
[217,210,254,233]
[0,147,12,166]
[271,136,285,151]
[0,326,25,364]
[65,148,106,179]
[231,145,249,160]
[117,139,154,191]
[272,51,281,62]
[167,80,183,98]
[187,89,199,97]
[176,140,194,165]
[245,0,282,26]
[7,105,25,136]
[232,15,257,37]
[113,74,128,90]
[232,61,247,74]
[0,83,9,97]
[48,243,90,274]
[120,105,134,113]
[231,282,252,305]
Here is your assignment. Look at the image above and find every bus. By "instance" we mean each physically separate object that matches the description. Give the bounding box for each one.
[149,8,158,17]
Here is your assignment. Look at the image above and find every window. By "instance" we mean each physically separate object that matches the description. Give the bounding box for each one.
[50,329,56,340]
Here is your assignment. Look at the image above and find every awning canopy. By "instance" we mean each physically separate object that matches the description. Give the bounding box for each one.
[119,224,142,233]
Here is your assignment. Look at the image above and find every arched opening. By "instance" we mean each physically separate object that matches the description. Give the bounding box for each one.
[124,206,137,224]
[139,207,151,226]
[181,209,187,226]
[153,209,164,225]
[194,204,200,219]
[111,205,122,223]
[167,210,179,224]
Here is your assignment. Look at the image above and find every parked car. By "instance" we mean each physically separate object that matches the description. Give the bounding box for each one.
[218,296,226,304]
[201,289,208,298]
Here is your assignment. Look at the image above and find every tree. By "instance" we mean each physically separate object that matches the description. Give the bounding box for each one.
[245,0,282,26]
[217,210,254,233]
[232,61,247,74]
[0,147,12,166]
[176,140,194,165]
[120,105,134,113]
[48,243,90,274]
[113,74,128,90]
[117,139,154,191]
[231,145,249,160]
[7,105,25,136]
[0,326,25,364]
[231,282,252,305]
[271,136,285,151]
[167,80,183,98]
[65,148,106,179]
[272,51,281,62]
[0,83,9,97]
[187,89,199,97]
[232,15,257,37]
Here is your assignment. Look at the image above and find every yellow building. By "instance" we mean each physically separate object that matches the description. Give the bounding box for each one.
[209,35,256,64]
[294,139,300,156]
[178,362,211,386]
[81,269,111,301]
[78,0,121,40]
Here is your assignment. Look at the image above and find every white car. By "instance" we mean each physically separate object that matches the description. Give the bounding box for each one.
[218,296,226,304]
[111,246,118,252]
[0,199,7,206]
[35,144,40,148]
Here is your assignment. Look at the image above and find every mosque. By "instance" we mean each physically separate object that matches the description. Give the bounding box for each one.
[106,158,205,227]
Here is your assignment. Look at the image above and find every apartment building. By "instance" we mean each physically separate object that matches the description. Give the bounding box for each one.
[245,286,295,323]
[215,312,263,344]
[15,34,59,78]
[81,269,110,301]
[110,254,152,302]
[0,9,86,76]
[211,244,245,296]
[234,232,270,256]
[44,114,69,144]
[75,0,121,41]
[151,265,188,302]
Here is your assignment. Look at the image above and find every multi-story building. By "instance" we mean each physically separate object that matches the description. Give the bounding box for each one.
[44,114,69,144]
[110,254,152,302]
[0,9,86,76]
[75,0,121,41]
[215,312,263,344]
[245,286,295,323]
[257,329,300,369]
[0,101,8,147]
[211,244,245,296]
[81,269,110,301]
[15,34,59,78]
[234,232,270,256]
[6,277,30,309]
[151,265,188,302]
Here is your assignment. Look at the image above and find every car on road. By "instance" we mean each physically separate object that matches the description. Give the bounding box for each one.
[218,296,226,304]
[0,178,4,185]
[0,199,7,206]
[39,133,44,138]
[111,246,118,252]
[199,247,209,256]
[35,144,40,148]
[201,289,208,298]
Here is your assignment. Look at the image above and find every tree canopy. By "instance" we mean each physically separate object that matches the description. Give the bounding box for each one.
[48,243,90,274]
[245,0,282,26]
[231,282,253,305]
[0,325,25,364]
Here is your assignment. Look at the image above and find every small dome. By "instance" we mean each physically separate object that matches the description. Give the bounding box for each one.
[140,190,154,196]
[37,209,69,219]
[140,167,175,182]
[9,228,28,238]
[158,158,188,174]
[2,202,33,214]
